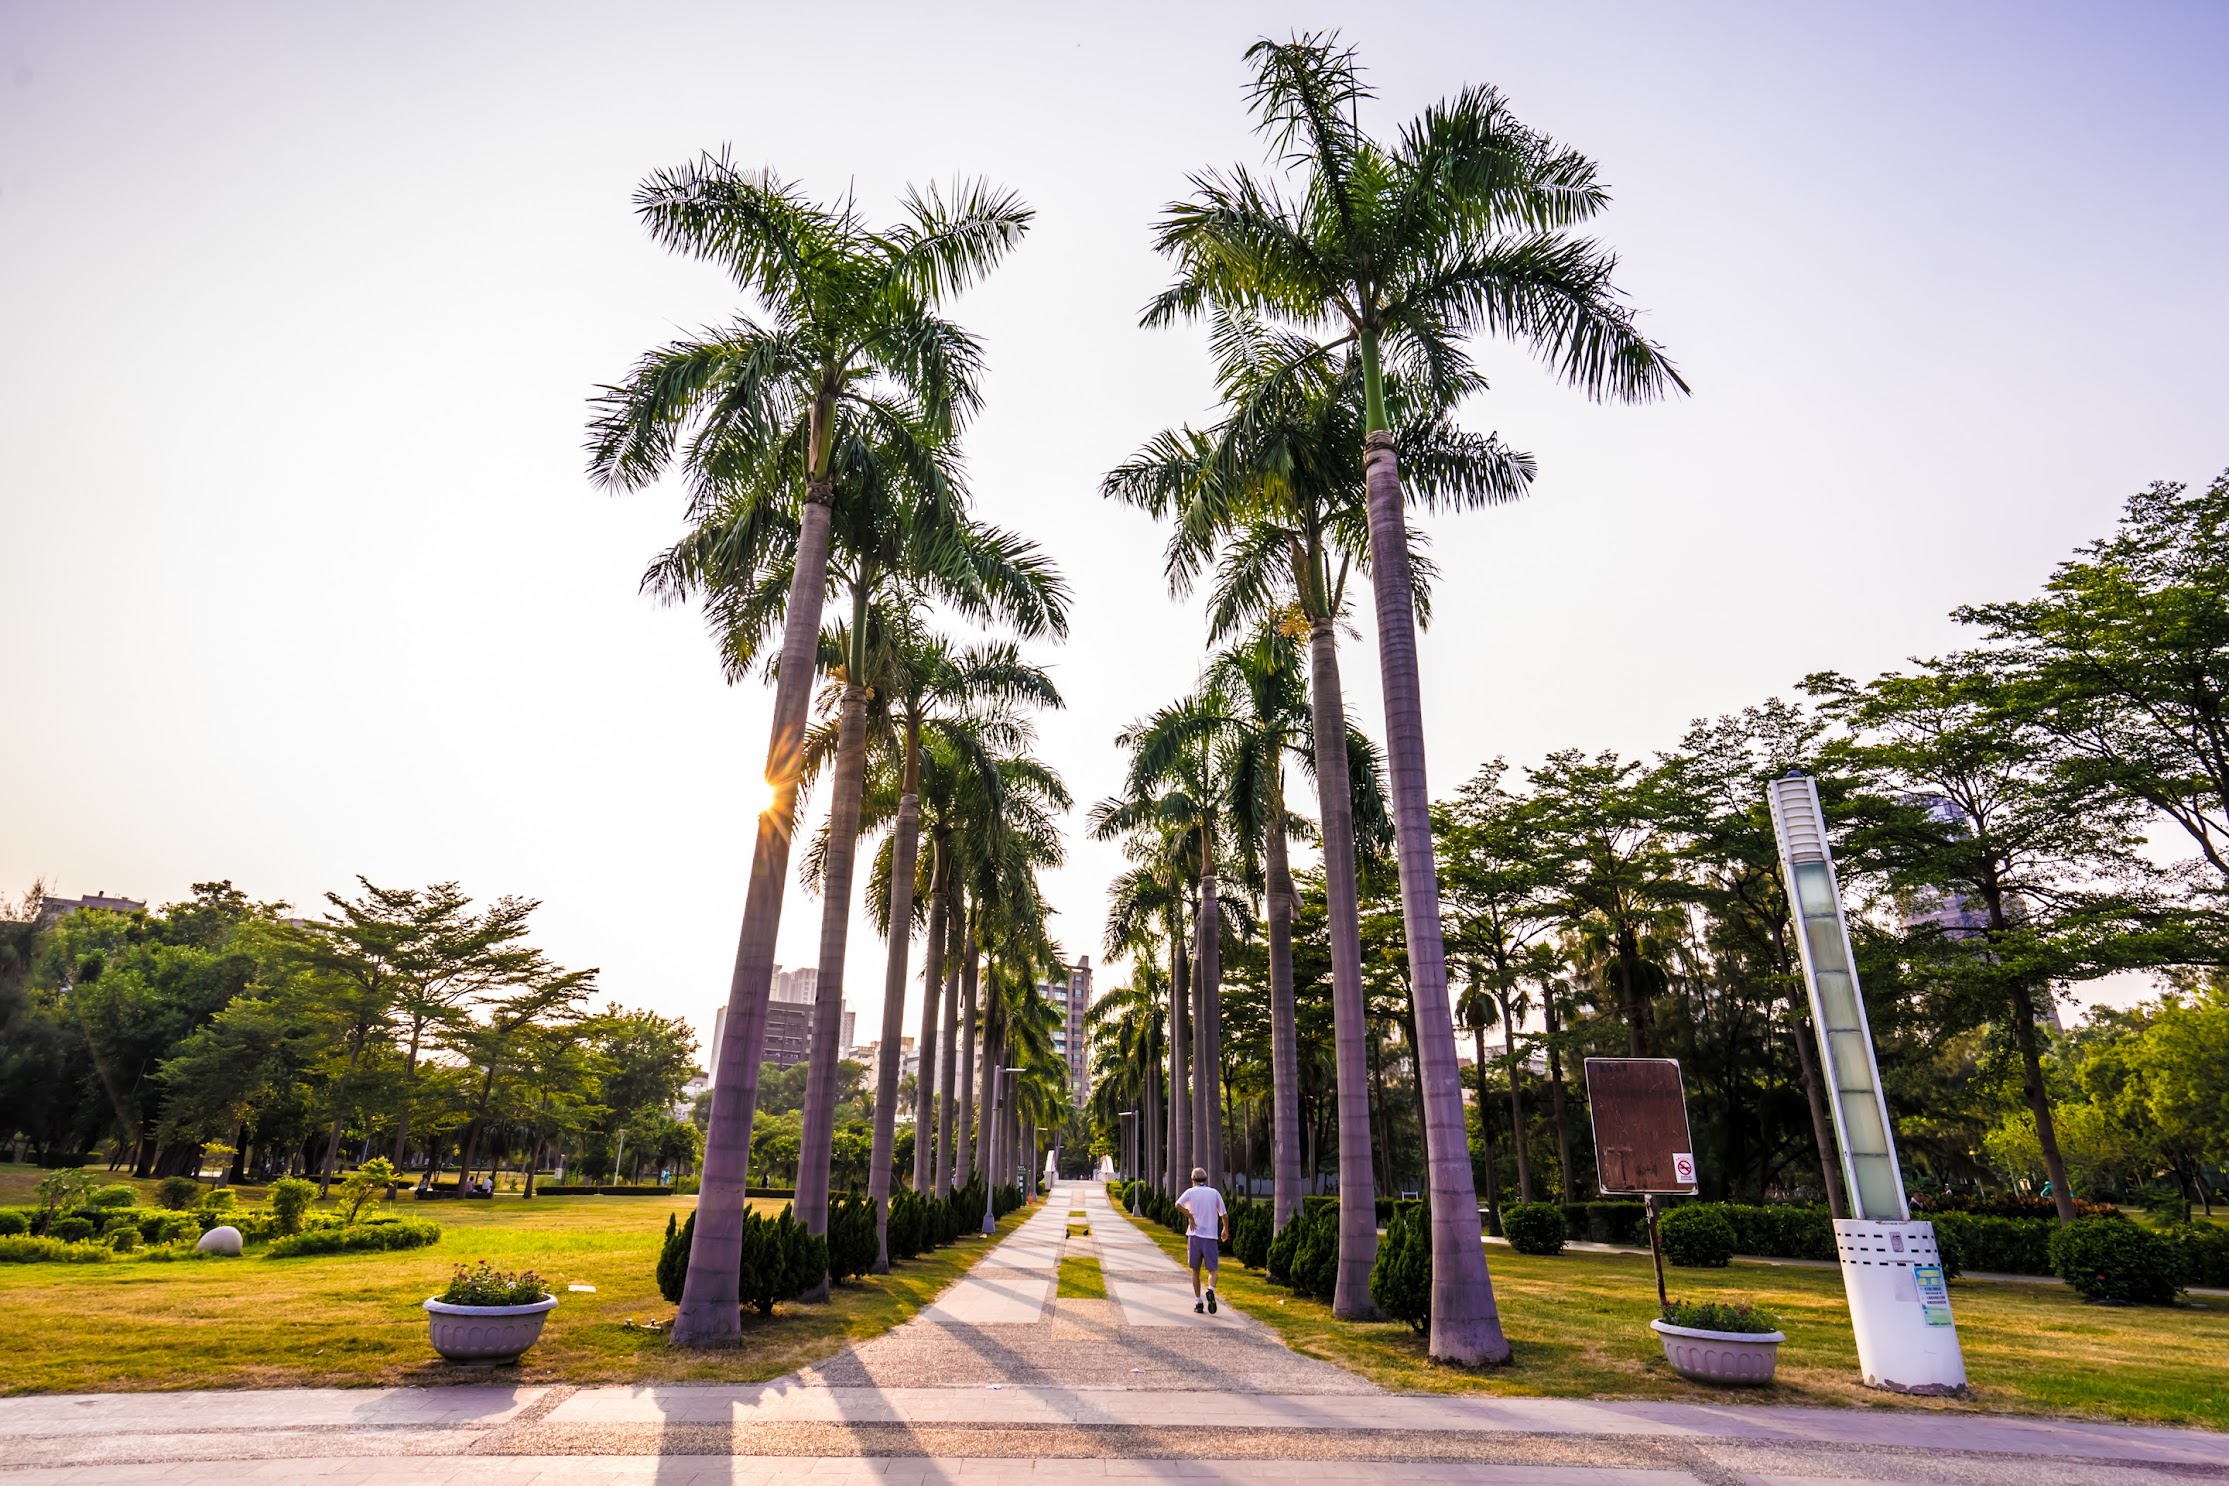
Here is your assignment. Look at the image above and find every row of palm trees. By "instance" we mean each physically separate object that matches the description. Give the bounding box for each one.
[588,156,1077,1343]
[593,32,1681,1366]
[1089,34,1683,1365]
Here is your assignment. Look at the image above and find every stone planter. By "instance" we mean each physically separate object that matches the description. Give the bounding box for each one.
[423,1295,556,1363]
[1650,1319,1784,1385]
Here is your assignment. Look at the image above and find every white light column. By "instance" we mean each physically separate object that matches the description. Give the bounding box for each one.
[1769,772,1966,1396]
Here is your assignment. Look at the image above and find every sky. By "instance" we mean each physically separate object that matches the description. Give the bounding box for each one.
[4,1,2226,1064]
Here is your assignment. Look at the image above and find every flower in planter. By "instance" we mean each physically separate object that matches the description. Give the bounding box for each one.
[439,1260,549,1306]
[1660,1298,1781,1335]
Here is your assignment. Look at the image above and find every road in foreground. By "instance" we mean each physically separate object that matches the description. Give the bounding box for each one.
[2,1182,2223,1485]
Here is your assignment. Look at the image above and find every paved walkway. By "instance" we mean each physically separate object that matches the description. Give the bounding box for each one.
[2,1180,2225,1485]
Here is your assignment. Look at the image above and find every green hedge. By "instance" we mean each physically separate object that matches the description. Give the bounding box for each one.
[0,1235,113,1263]
[1562,1202,1648,1245]
[2164,1222,2229,1287]
[264,1219,442,1258]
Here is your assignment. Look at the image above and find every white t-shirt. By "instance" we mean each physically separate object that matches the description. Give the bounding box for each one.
[1176,1185,1226,1237]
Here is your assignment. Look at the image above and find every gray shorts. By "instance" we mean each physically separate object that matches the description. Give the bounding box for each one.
[1187,1235,1219,1273]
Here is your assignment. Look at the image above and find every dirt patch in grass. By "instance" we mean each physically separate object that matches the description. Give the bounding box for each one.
[1056,1254,1106,1299]
[1114,1205,2229,1430]
[0,1187,1029,1394]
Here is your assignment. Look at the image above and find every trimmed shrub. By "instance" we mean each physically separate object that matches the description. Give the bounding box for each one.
[264,1218,441,1258]
[199,1188,239,1214]
[268,1177,316,1236]
[1231,1198,1273,1269]
[1289,1203,1339,1301]
[826,1191,879,1284]
[106,1226,139,1252]
[2050,1217,2186,1304]
[155,1177,202,1210]
[1503,1202,1567,1256]
[0,1235,112,1263]
[1912,1192,2118,1220]
[88,1185,137,1208]
[1370,1202,1431,1333]
[48,1217,94,1244]
[656,1212,689,1302]
[0,1211,27,1237]
[1659,1204,1736,1268]
[1266,1207,1298,1283]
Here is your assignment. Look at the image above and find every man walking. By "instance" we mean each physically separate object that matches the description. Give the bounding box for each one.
[1175,1165,1228,1315]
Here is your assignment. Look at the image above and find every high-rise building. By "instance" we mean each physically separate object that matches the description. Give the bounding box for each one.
[709,974,849,1079]
[1038,957,1092,1106]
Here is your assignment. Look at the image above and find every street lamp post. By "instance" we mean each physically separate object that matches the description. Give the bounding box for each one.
[1769,772,1967,1395]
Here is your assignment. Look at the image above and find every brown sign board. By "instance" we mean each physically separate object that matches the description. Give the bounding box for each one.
[1585,1057,1699,1196]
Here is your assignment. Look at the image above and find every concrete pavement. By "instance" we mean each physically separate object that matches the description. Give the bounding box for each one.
[2,1180,2224,1485]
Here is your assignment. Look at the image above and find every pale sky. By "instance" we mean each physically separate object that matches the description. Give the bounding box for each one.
[4,2,2225,1062]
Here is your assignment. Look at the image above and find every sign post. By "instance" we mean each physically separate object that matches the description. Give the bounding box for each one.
[1768,772,1967,1395]
[1584,1057,1699,1312]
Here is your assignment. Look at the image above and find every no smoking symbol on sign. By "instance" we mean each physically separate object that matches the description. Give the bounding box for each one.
[1672,1152,1696,1185]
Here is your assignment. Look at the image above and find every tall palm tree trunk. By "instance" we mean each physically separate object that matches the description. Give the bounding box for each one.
[1305,616,1382,1319]
[673,486,837,1348]
[793,681,872,1300]
[1360,428,1507,1364]
[937,940,961,1191]
[1194,858,1223,1189]
[867,767,923,1271]
[1143,1048,1161,1194]
[1266,805,1302,1231]
[954,924,976,1187]
[1167,933,1191,1191]
[911,847,947,1192]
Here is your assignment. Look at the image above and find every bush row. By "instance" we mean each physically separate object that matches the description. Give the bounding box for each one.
[654,1182,1016,1314]
[265,1218,442,1258]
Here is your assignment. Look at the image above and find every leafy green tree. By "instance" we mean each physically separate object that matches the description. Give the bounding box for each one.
[1144,33,1683,1364]
[1810,657,2164,1222]
[1958,472,2229,888]
[589,154,1031,1347]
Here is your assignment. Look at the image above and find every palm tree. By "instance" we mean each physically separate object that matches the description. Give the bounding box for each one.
[1144,35,1685,1364]
[1095,818,1195,1193]
[842,613,1061,1267]
[1096,692,1253,1190]
[1087,973,1167,1185]
[588,156,1030,1347]
[1105,316,1491,1307]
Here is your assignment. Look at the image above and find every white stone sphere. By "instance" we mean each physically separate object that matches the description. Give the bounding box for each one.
[195,1225,243,1256]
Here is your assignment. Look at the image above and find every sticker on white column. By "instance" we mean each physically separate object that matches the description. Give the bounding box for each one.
[1915,1264,1953,1326]
[1671,1152,1696,1185]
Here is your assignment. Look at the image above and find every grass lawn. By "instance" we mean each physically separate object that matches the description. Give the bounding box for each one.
[1056,1254,1106,1299]
[0,1172,1027,1394]
[1118,1207,2229,1430]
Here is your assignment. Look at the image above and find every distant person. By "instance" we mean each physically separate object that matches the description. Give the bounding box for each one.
[1175,1166,1228,1315]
